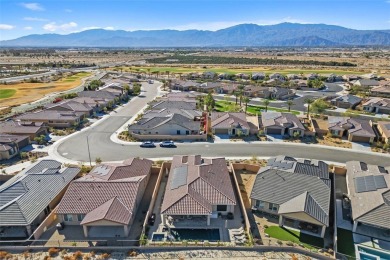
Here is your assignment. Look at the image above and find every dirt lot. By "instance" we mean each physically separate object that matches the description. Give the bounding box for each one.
[0,72,91,107]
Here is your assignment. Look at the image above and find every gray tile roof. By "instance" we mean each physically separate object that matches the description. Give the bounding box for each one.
[57,158,152,225]
[77,90,117,100]
[328,116,375,138]
[363,98,390,109]
[143,108,202,120]
[346,161,390,229]
[129,113,200,131]
[161,155,236,215]
[0,120,46,135]
[149,100,196,110]
[0,160,79,226]
[17,110,81,121]
[250,167,330,226]
[45,100,93,113]
[261,112,305,130]
[211,112,250,130]
[331,94,362,105]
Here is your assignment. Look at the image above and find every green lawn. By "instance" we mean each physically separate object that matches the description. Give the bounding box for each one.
[265,226,324,249]
[0,89,16,99]
[337,228,356,258]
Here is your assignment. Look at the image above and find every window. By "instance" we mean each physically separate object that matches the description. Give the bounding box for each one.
[64,214,73,221]
[177,130,181,135]
[268,203,278,212]
[77,214,85,221]
[186,130,189,135]
[256,200,265,209]
[216,205,227,211]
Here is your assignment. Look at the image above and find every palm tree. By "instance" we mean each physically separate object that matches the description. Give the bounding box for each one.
[234,91,240,105]
[286,99,295,112]
[243,97,250,114]
[165,71,170,79]
[263,99,270,112]
[304,98,314,117]
[238,85,245,106]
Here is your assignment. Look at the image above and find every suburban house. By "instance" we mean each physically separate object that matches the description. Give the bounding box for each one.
[306,73,318,80]
[77,90,117,102]
[164,92,198,101]
[354,79,380,88]
[142,108,203,120]
[269,73,286,81]
[0,120,47,139]
[160,155,237,226]
[148,100,196,111]
[128,113,203,139]
[251,72,266,80]
[287,74,300,80]
[57,158,153,238]
[363,98,390,114]
[328,116,375,143]
[99,84,128,99]
[235,73,250,80]
[250,156,330,238]
[17,110,82,128]
[370,85,390,98]
[0,134,30,161]
[72,97,108,113]
[261,112,305,137]
[202,71,216,79]
[210,112,259,136]
[376,121,390,143]
[45,100,94,118]
[268,87,295,100]
[343,75,360,82]
[290,79,308,89]
[197,82,221,93]
[0,160,79,239]
[330,94,362,109]
[215,84,237,94]
[326,74,343,82]
[242,86,269,97]
[345,161,390,239]
[170,80,200,91]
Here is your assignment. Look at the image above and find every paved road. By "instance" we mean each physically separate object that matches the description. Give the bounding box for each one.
[0,70,57,83]
[55,82,390,166]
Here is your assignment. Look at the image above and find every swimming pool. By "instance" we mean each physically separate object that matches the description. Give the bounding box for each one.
[170,228,220,241]
[356,245,390,260]
[151,233,166,241]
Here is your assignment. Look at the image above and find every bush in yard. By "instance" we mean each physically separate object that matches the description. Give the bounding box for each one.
[101,253,110,259]
[48,248,59,256]
[73,251,83,259]
[95,157,102,164]
[277,240,283,245]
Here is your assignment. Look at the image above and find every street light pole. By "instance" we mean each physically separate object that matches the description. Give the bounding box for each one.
[86,135,92,167]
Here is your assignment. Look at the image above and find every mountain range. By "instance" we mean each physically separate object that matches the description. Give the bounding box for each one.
[1,23,390,47]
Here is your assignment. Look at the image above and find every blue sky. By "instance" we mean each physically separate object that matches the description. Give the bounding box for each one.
[0,0,389,40]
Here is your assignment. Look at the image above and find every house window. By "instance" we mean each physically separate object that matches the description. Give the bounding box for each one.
[64,214,73,221]
[186,130,189,135]
[77,214,85,221]
[255,200,265,209]
[268,203,278,212]
[217,205,227,211]
[177,130,181,135]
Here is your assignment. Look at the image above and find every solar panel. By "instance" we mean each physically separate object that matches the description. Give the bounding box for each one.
[354,175,388,193]
[171,165,188,189]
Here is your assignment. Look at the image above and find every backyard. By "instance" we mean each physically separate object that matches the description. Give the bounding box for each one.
[0,72,91,107]
[336,228,355,258]
[215,100,300,115]
[265,226,324,250]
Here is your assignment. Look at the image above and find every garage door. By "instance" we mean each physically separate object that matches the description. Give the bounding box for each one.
[214,128,229,134]
[350,135,371,143]
[266,128,283,135]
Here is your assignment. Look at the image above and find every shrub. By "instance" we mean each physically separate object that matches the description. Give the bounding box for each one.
[89,251,95,257]
[95,157,102,164]
[277,240,283,245]
[73,251,83,259]
[264,225,269,229]
[23,251,30,259]
[48,248,59,256]
[101,253,110,259]
[43,256,51,260]
[0,251,12,259]
[286,241,294,246]
[128,250,138,257]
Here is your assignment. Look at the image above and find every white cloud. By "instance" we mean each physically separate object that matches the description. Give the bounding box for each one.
[43,22,78,32]
[23,17,48,22]
[0,24,15,30]
[76,26,115,32]
[65,9,72,13]
[24,26,33,30]
[20,3,45,11]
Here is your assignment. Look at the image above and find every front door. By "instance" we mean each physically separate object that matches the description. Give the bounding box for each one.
[232,129,236,135]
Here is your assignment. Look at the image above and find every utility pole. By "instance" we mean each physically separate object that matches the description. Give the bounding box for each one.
[86,135,92,167]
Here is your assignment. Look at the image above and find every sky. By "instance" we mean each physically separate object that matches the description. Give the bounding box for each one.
[0,0,389,40]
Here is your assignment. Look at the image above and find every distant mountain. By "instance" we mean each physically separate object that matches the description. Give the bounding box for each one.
[2,23,390,47]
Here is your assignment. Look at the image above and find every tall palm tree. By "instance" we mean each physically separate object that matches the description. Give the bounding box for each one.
[304,98,314,117]
[243,97,250,114]
[263,99,270,112]
[234,91,240,105]
[286,99,295,112]
[165,71,170,79]
[238,85,245,106]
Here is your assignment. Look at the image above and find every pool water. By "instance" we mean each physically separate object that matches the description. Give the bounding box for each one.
[357,245,390,260]
[170,228,220,241]
[151,233,165,241]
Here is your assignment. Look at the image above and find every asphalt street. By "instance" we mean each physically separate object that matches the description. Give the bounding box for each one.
[55,82,390,166]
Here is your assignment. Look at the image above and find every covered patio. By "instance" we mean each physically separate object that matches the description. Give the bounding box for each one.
[280,216,326,238]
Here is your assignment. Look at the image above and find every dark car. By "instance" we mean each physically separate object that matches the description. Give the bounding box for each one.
[148,213,156,226]
[140,141,155,148]
[159,141,175,147]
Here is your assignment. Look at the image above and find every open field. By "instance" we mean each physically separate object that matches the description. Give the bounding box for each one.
[0,89,16,99]
[118,66,364,76]
[0,72,91,107]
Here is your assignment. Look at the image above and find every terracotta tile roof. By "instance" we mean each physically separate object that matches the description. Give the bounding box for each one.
[0,120,46,135]
[161,155,236,215]
[211,112,250,130]
[57,158,152,225]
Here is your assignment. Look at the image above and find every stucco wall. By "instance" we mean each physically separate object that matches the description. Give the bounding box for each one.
[131,133,206,141]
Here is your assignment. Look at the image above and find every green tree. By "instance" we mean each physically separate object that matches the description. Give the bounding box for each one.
[204,93,215,112]
[286,99,295,112]
[311,99,330,114]
[233,91,240,105]
[304,98,314,117]
[263,99,270,112]
[243,97,250,114]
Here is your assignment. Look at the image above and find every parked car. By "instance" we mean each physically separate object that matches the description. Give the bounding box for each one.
[148,80,154,84]
[148,213,156,226]
[140,141,155,148]
[159,141,175,148]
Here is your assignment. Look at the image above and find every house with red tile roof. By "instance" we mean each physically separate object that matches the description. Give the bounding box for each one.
[56,157,153,237]
[160,155,237,226]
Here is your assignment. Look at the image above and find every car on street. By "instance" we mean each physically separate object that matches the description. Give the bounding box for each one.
[140,141,155,148]
[159,141,175,147]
